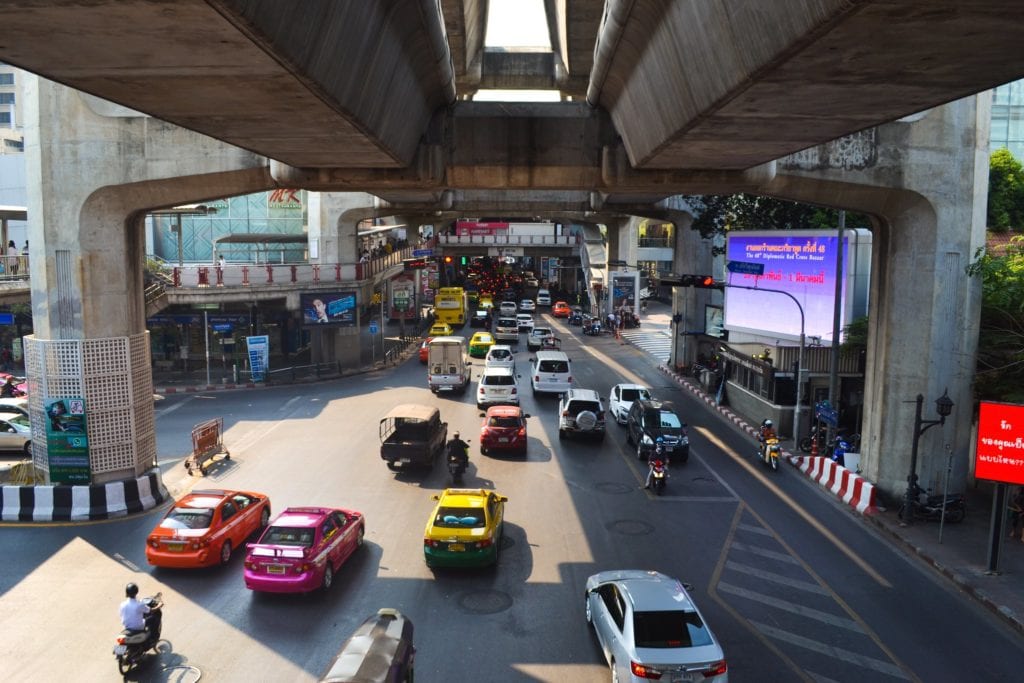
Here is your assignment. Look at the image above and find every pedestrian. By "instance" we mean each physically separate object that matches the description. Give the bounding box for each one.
[0,346,10,372]
[218,254,225,269]
[1009,487,1024,541]
[7,240,17,275]
[20,241,28,273]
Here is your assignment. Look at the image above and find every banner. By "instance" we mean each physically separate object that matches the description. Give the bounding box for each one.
[45,397,89,484]
[246,335,270,382]
[976,401,1024,485]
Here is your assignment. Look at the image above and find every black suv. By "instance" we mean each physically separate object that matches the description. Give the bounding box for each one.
[626,399,689,463]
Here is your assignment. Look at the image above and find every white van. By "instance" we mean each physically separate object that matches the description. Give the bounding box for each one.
[427,336,471,393]
[536,289,551,306]
[529,350,573,395]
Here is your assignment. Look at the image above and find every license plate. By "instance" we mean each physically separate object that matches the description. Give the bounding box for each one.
[400,458,411,463]
[113,645,127,656]
[267,565,286,575]
[448,543,465,552]
[498,437,509,443]
[670,675,693,683]
[664,446,674,452]
[166,543,184,552]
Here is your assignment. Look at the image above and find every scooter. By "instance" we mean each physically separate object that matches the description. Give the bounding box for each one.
[759,437,781,472]
[113,593,163,676]
[447,441,469,484]
[897,484,966,523]
[649,458,668,495]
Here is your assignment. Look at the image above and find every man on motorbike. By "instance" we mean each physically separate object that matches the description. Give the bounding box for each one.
[758,419,777,458]
[119,582,159,635]
[447,432,470,467]
[643,438,669,489]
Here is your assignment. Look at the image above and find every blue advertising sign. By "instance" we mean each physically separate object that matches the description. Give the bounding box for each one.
[726,260,765,276]
[246,335,269,382]
[45,397,89,484]
[0,312,14,325]
[412,248,434,257]
[369,322,379,335]
[300,292,357,327]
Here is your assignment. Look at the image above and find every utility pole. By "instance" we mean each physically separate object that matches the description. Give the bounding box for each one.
[827,211,846,443]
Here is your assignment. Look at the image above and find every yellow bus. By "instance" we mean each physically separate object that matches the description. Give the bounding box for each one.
[434,287,468,326]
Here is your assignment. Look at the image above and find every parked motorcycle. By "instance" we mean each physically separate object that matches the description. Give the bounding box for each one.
[649,458,668,495]
[447,441,469,484]
[758,437,781,472]
[799,424,829,453]
[113,593,163,676]
[897,484,966,523]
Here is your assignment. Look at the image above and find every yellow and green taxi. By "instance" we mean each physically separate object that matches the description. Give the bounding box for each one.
[428,322,453,337]
[423,488,507,568]
[468,331,496,358]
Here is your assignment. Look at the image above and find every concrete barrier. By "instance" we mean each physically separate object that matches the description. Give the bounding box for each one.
[0,470,168,522]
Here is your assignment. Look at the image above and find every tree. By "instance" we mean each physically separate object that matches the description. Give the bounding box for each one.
[988,148,1024,232]
[687,194,872,254]
[966,236,1024,402]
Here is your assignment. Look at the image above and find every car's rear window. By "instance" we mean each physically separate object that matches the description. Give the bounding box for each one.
[620,388,648,402]
[569,400,601,413]
[538,360,569,373]
[488,416,522,428]
[489,349,511,360]
[633,610,713,648]
[484,374,515,386]
[162,508,213,530]
[261,526,315,547]
[498,318,517,327]
[434,507,485,528]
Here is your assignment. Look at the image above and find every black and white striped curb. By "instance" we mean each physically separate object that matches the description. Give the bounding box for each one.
[1,469,168,522]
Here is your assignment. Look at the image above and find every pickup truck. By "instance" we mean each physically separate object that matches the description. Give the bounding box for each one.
[379,404,448,471]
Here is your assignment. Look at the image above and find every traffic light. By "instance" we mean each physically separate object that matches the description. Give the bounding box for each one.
[460,256,467,266]
[443,255,453,264]
[661,274,723,290]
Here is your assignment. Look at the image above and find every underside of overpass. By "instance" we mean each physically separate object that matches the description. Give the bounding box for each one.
[0,1,1015,496]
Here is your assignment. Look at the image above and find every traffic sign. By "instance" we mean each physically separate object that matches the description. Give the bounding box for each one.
[412,248,433,257]
[369,322,379,335]
[727,260,764,275]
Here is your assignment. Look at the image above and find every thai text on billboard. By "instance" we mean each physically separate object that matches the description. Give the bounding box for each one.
[724,232,851,343]
[976,401,1024,485]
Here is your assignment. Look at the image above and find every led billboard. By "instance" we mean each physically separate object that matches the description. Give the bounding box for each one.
[976,401,1024,485]
[300,291,357,326]
[723,230,871,344]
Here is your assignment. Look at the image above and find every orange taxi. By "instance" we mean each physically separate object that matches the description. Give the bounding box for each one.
[146,489,271,568]
[419,337,434,363]
[552,301,571,318]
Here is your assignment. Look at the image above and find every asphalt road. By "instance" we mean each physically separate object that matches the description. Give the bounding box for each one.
[1,315,1023,682]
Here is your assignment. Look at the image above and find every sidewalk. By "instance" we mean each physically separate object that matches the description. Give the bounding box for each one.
[627,299,1024,637]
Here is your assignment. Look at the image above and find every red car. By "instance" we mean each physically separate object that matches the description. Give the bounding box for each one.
[479,405,530,456]
[244,506,365,594]
[146,489,271,568]
[419,337,434,363]
[552,301,571,318]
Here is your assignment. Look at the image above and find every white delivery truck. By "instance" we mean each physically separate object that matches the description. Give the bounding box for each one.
[427,336,471,394]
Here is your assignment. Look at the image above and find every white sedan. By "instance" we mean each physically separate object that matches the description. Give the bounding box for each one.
[585,570,728,682]
[0,411,32,455]
[609,383,652,425]
[519,299,536,312]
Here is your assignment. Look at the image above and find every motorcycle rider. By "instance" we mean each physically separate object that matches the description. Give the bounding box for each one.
[758,419,777,459]
[643,438,668,489]
[119,582,160,636]
[446,431,470,469]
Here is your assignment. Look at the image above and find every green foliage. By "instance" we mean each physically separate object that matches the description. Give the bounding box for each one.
[966,236,1024,401]
[686,194,872,255]
[987,148,1024,232]
[839,316,868,359]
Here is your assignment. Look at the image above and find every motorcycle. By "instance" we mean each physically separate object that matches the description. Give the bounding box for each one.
[113,593,163,676]
[447,441,469,484]
[649,458,668,495]
[758,437,781,472]
[582,318,602,336]
[897,483,966,523]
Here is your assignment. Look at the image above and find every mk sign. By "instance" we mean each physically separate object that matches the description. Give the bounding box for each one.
[976,401,1024,485]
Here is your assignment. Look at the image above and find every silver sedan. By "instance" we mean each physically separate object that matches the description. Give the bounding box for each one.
[585,570,728,682]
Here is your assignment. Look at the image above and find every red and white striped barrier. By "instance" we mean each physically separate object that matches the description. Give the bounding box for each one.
[792,455,878,515]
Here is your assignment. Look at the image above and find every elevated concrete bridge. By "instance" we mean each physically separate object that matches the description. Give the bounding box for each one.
[0,1,1019,498]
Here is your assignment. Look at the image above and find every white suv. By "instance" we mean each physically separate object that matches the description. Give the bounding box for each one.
[516,313,535,332]
[557,389,606,441]
[498,301,517,317]
[476,366,521,409]
[485,345,516,371]
[529,350,572,395]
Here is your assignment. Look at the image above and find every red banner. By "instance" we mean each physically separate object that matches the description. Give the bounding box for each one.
[976,401,1024,485]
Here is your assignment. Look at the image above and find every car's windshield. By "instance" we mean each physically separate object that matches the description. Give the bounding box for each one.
[621,388,650,402]
[633,610,713,648]
[434,506,485,528]
[659,411,683,428]
[162,508,213,530]
[261,526,315,547]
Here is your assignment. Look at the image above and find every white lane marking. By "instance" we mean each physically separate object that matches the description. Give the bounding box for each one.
[730,540,802,564]
[737,522,774,536]
[751,621,910,679]
[155,398,192,417]
[724,560,831,595]
[717,581,865,632]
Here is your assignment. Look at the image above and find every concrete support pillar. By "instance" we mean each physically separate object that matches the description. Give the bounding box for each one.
[765,94,989,498]
[663,210,714,371]
[24,76,270,485]
[309,192,377,264]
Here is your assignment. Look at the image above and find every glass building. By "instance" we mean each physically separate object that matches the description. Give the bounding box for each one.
[991,79,1024,160]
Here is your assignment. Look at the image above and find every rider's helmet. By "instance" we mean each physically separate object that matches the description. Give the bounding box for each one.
[125,582,139,598]
[763,419,773,428]
[453,431,461,439]
[656,436,664,443]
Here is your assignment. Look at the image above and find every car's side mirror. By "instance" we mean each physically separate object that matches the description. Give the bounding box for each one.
[479,412,486,417]
[498,496,508,502]
[523,413,531,418]
[683,582,694,591]
[431,494,441,501]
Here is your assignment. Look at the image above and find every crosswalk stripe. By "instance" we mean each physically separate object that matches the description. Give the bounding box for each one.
[717,581,865,632]
[724,560,830,595]
[752,621,910,679]
[619,329,672,362]
[731,540,802,564]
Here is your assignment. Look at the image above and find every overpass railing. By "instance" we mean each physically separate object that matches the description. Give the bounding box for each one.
[0,254,29,281]
[167,245,417,289]
[436,234,580,247]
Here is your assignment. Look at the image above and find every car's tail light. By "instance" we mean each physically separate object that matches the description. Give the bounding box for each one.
[511,387,517,395]
[424,539,440,548]
[630,661,663,679]
[244,560,256,570]
[295,563,310,574]
[191,539,209,550]
[534,376,540,383]
[117,636,126,645]
[517,428,526,438]
[148,538,159,548]
[567,376,573,383]
[562,410,570,417]
[478,386,485,394]
[476,537,493,549]
[702,660,728,677]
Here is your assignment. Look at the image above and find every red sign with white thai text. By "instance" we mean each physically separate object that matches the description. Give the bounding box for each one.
[976,401,1024,485]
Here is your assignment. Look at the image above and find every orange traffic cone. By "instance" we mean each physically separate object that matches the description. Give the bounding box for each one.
[810,435,819,457]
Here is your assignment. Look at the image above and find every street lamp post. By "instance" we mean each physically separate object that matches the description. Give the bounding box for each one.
[902,390,954,526]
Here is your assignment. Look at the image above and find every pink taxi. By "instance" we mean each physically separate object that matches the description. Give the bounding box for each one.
[244,506,365,594]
